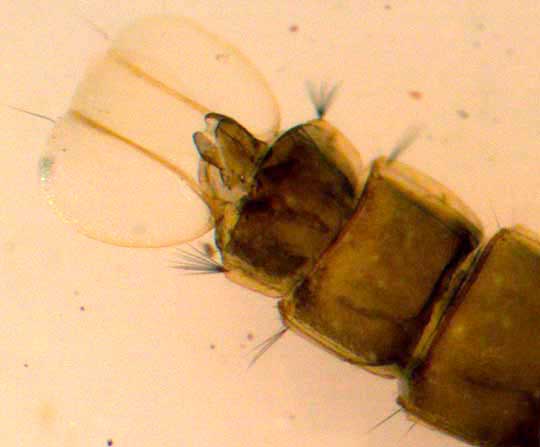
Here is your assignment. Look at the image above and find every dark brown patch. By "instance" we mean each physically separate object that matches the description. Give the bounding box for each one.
[202,243,216,259]
[215,53,230,62]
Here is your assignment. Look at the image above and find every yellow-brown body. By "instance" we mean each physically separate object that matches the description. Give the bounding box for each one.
[195,113,540,447]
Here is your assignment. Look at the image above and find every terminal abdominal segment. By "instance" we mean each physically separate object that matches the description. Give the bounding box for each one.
[194,112,540,447]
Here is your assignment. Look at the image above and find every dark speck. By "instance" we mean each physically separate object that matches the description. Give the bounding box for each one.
[215,53,229,62]
[289,24,298,33]
[210,344,216,350]
[24,363,28,368]
[457,109,470,119]
[80,306,85,312]
[408,90,422,100]
[384,4,391,9]
[247,332,254,341]
[107,440,113,446]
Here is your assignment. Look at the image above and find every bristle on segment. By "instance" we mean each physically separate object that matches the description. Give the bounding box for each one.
[172,244,226,274]
[307,81,341,119]
[248,327,288,368]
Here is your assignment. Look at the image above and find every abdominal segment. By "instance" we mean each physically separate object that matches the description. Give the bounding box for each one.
[195,115,540,447]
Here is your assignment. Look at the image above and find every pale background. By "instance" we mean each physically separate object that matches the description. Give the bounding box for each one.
[2,1,540,446]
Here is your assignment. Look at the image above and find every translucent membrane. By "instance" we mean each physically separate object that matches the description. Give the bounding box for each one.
[111,16,280,141]
[41,15,280,247]
[41,114,212,247]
